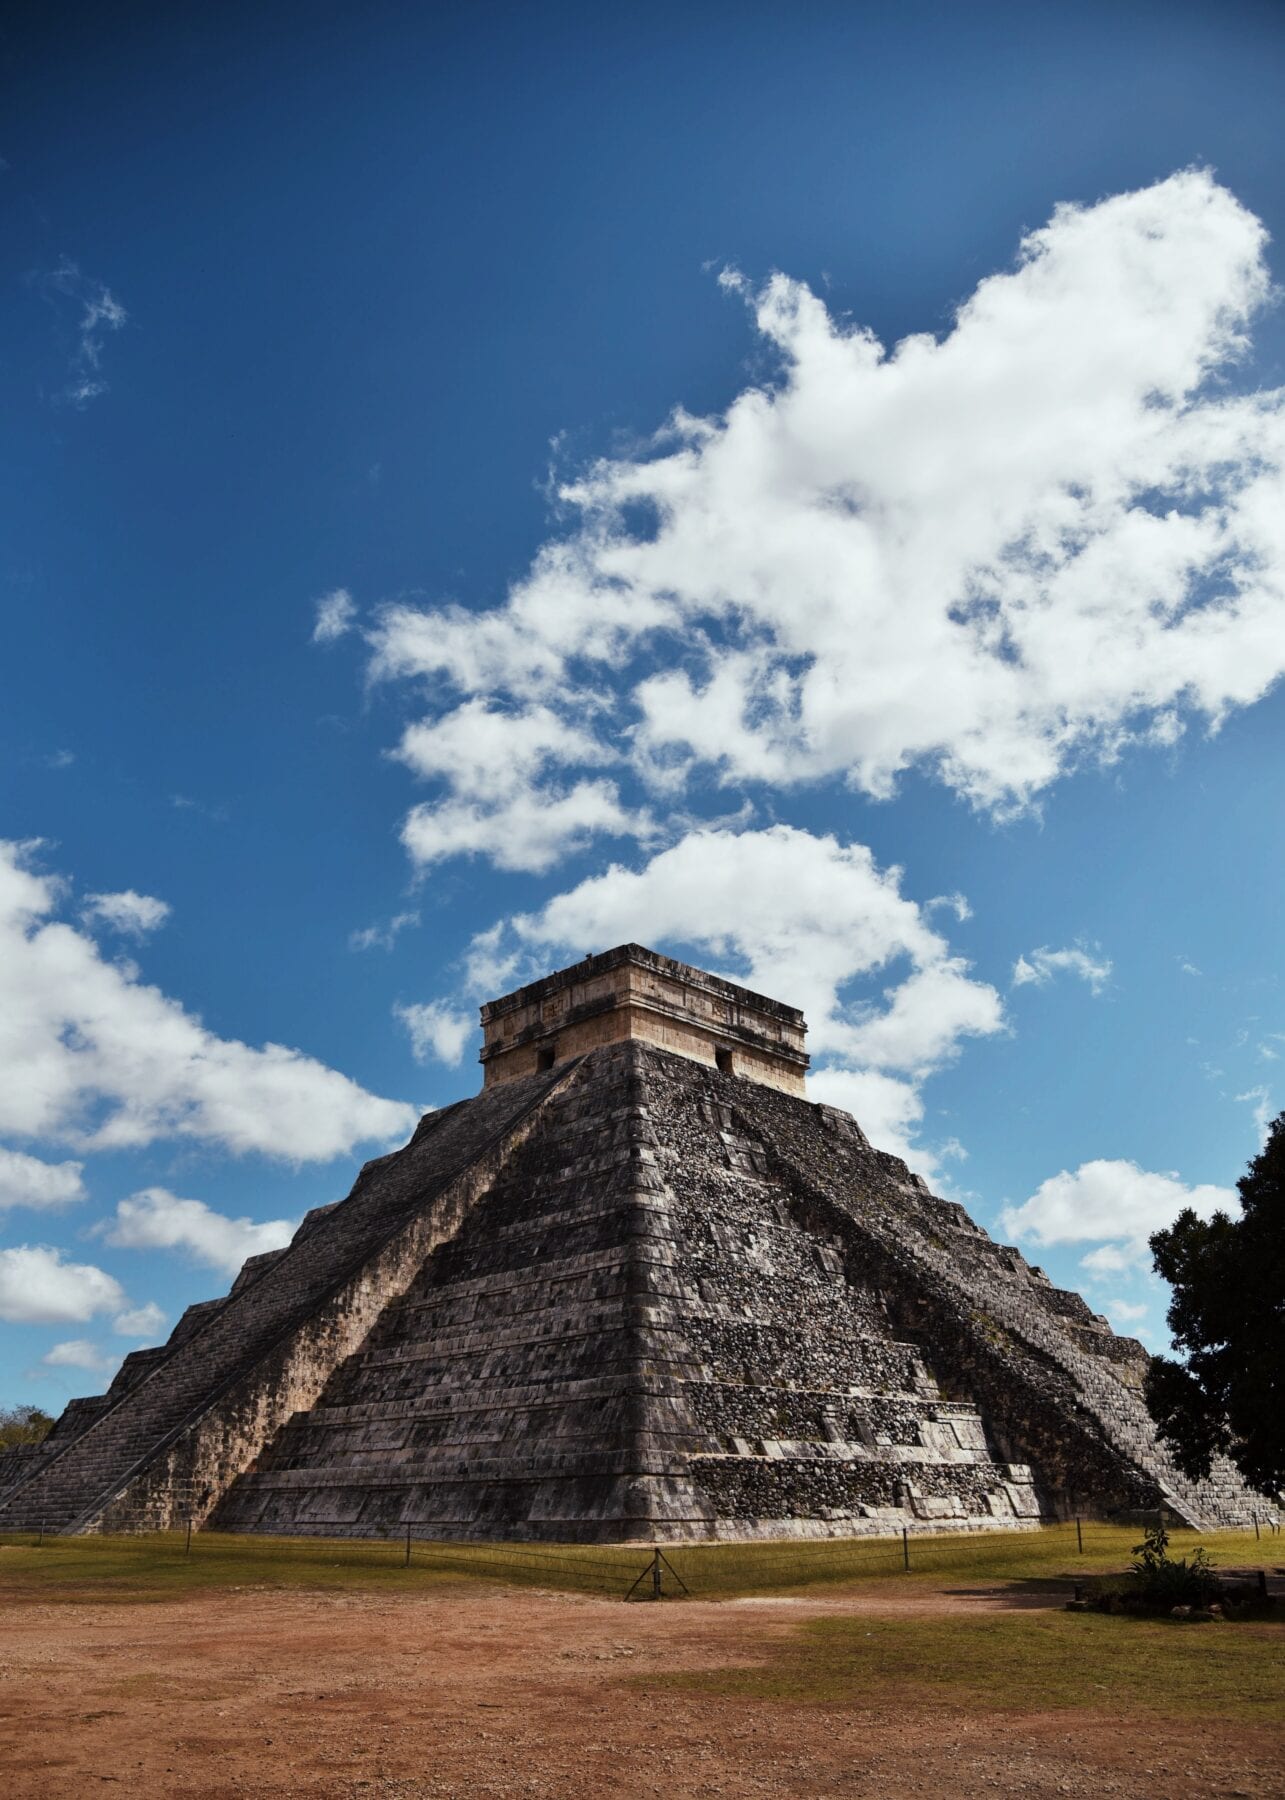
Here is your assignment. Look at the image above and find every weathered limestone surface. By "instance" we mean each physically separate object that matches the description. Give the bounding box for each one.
[481,944,809,1095]
[213,1042,711,1538]
[657,1063,1253,1534]
[4,1038,1264,1540]
[0,1065,574,1534]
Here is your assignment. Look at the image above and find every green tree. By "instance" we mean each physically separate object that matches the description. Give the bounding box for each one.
[1144,1110,1285,1498]
[0,1404,55,1449]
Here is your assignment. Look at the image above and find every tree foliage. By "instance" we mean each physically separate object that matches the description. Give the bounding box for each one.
[1144,1110,1285,1498]
[0,1404,54,1449]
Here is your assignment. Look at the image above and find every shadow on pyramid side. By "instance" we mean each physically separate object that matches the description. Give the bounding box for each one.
[0,949,1265,1541]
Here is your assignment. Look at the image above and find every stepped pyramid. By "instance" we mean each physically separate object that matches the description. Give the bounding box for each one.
[0,946,1263,1540]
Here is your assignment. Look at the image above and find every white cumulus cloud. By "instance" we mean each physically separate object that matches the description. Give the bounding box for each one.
[392,701,651,875]
[1104,1297,1149,1326]
[806,1066,930,1165]
[363,169,1285,874]
[401,780,647,875]
[1012,945,1112,994]
[0,1147,86,1211]
[395,1001,474,1068]
[112,1301,166,1339]
[392,700,610,799]
[0,840,417,1160]
[81,889,172,938]
[456,823,1002,1167]
[41,1338,121,1374]
[100,1187,296,1277]
[999,1158,1233,1275]
[0,1245,126,1324]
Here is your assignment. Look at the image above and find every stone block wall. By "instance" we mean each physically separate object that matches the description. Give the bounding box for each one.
[481,943,809,1095]
[212,1044,716,1539]
[0,1066,576,1534]
[6,1035,1267,1541]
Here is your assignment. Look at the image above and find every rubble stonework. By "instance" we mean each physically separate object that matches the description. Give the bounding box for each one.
[0,951,1268,1540]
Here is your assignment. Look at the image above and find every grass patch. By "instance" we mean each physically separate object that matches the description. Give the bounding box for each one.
[0,1530,657,1602]
[654,1608,1285,1724]
[658,1522,1279,1599]
[0,1522,1277,1604]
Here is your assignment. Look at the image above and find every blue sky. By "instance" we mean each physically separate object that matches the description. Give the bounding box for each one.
[3,0,1284,1404]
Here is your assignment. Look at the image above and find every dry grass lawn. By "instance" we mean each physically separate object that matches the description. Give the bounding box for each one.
[0,1523,1279,1797]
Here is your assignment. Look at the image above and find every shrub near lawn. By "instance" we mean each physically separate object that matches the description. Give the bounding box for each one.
[1075,1524,1276,1622]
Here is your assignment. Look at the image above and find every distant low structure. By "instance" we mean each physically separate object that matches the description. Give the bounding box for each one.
[0,947,1269,1541]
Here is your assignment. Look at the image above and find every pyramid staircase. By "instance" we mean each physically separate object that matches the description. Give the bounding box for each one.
[0,1042,1263,1539]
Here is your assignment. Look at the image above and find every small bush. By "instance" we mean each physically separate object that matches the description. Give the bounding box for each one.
[1128,1523,1220,1609]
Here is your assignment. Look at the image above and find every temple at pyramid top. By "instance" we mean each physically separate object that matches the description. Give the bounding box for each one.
[479,943,810,1094]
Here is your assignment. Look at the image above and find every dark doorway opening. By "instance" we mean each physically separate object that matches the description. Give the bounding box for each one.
[537,1045,556,1072]
[715,1047,734,1075]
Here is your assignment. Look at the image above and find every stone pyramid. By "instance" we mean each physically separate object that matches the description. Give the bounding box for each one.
[0,946,1261,1540]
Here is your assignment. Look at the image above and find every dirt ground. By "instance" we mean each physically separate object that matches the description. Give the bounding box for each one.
[0,1579,1280,1799]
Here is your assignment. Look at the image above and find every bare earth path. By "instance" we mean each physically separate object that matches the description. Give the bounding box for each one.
[0,1580,1280,1798]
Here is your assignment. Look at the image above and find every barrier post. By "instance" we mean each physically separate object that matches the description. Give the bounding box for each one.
[902,1527,910,1571]
[405,1524,413,1567]
[1076,1517,1083,1555]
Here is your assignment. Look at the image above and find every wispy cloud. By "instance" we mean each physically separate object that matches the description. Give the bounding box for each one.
[926,893,973,923]
[81,889,171,939]
[170,794,229,823]
[42,259,128,407]
[1012,945,1112,995]
[1235,1084,1274,1139]
[312,588,357,644]
[349,910,420,952]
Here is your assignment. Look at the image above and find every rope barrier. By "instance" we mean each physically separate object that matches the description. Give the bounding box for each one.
[3,1519,1276,1601]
